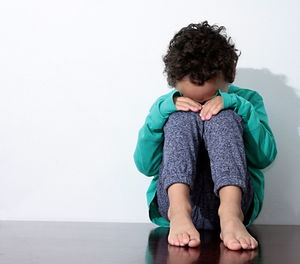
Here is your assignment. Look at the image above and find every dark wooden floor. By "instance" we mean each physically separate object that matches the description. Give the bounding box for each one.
[0,221,298,263]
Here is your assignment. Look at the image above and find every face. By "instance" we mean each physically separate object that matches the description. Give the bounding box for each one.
[175,73,229,104]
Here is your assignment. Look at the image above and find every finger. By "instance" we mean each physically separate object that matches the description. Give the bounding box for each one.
[175,103,190,111]
[185,97,202,107]
[200,105,214,120]
[206,105,222,118]
[178,97,202,109]
[205,108,218,120]
[211,106,221,115]
[177,102,200,111]
[179,102,201,112]
[200,103,210,117]
[186,102,202,111]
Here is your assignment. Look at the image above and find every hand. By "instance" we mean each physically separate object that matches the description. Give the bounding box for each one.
[199,95,224,120]
[174,95,202,112]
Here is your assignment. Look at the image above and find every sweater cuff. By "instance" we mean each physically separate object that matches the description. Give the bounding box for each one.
[218,89,235,109]
[160,89,181,115]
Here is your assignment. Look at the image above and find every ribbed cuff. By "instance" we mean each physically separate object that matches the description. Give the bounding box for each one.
[218,89,235,109]
[160,89,181,115]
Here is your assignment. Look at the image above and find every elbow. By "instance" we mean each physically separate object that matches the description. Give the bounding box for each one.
[266,138,278,166]
[258,144,278,169]
[134,160,155,177]
[133,150,146,175]
[135,166,154,177]
[133,150,155,177]
[134,164,157,177]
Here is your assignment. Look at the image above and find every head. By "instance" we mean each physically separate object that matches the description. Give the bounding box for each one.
[175,71,229,104]
[162,21,241,102]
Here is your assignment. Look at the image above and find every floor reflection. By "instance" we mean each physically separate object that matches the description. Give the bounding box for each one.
[146,227,259,264]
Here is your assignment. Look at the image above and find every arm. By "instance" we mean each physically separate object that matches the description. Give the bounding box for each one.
[219,89,278,169]
[133,89,180,176]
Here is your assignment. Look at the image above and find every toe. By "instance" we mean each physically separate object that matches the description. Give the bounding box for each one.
[246,238,253,249]
[188,238,200,247]
[182,233,190,244]
[177,234,184,246]
[249,239,255,249]
[250,238,258,249]
[188,233,201,247]
[168,234,175,245]
[170,234,179,246]
[175,234,181,246]
[169,232,180,246]
[239,238,250,249]
[227,239,242,250]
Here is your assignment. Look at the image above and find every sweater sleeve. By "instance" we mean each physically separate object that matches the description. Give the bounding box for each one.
[133,89,181,177]
[218,89,278,169]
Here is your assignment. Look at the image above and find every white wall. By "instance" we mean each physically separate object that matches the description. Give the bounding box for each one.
[0,0,299,224]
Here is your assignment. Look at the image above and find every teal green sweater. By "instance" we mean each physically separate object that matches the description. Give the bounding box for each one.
[133,84,277,227]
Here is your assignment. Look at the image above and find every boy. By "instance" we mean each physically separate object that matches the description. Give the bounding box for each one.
[133,21,277,250]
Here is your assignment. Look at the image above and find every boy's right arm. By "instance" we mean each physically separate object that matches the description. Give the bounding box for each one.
[133,89,180,177]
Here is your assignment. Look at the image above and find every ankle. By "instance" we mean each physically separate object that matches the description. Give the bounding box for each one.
[218,205,244,222]
[168,204,192,220]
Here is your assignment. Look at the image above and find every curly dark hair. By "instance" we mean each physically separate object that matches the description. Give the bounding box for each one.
[162,21,241,88]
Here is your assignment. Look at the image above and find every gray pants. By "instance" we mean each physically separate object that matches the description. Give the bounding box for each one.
[156,109,254,231]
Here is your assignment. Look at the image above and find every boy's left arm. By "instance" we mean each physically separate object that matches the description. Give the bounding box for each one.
[219,90,278,169]
[133,89,180,177]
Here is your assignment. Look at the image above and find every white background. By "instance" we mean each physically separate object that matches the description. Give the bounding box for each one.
[0,0,299,224]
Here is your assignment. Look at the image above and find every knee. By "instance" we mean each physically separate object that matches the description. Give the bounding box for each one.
[206,109,243,127]
[168,110,199,120]
[164,110,199,130]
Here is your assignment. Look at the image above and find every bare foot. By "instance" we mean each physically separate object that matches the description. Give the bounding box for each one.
[167,207,201,247]
[219,215,258,250]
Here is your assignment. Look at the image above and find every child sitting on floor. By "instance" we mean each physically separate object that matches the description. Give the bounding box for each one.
[133,21,277,250]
